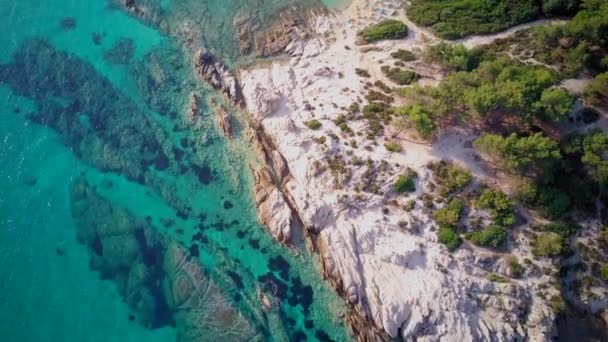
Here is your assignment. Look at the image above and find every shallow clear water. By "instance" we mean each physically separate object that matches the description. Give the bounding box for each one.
[0,0,350,341]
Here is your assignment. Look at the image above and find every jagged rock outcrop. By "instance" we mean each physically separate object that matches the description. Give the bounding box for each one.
[235,5,329,57]
[253,167,293,244]
[193,49,243,106]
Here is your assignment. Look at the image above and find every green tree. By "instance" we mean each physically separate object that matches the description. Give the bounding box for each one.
[581,129,608,185]
[434,198,465,228]
[474,189,516,226]
[466,225,508,248]
[394,105,437,140]
[585,73,608,107]
[474,133,561,178]
[539,88,575,122]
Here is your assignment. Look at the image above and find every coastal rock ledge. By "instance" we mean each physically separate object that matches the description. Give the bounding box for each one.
[239,2,560,341]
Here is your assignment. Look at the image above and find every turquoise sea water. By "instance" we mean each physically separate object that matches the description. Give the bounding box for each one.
[0,0,350,341]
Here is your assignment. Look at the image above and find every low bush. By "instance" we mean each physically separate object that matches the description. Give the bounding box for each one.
[391,49,417,62]
[304,119,322,130]
[474,189,515,227]
[532,232,565,257]
[358,19,408,43]
[374,80,393,93]
[428,161,472,195]
[538,221,579,238]
[599,264,608,282]
[385,140,402,153]
[355,68,370,78]
[394,174,416,193]
[381,66,419,85]
[507,256,524,278]
[549,295,566,314]
[433,198,465,228]
[465,224,508,248]
[486,272,510,283]
[438,226,462,252]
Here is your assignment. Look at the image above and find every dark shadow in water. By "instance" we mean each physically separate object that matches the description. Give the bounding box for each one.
[69,178,261,341]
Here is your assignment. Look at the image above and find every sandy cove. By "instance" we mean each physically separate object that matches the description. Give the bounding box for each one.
[237,0,568,341]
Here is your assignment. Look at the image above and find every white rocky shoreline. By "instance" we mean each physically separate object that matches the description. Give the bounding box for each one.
[116,0,607,339]
[234,0,608,341]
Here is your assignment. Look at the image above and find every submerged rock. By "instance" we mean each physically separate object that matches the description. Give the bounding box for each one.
[0,38,175,183]
[70,177,260,341]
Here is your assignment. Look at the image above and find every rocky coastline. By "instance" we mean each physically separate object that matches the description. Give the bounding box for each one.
[235,1,585,341]
[112,0,608,340]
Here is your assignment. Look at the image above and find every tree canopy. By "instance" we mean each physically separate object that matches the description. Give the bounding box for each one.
[474,133,561,178]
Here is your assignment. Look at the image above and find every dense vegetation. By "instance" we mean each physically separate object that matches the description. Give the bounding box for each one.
[406,0,581,39]
[381,66,419,85]
[474,133,561,178]
[358,19,408,43]
[400,54,575,128]
[486,0,608,78]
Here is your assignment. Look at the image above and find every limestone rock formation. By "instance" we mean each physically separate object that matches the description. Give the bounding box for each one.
[235,5,328,57]
[253,167,293,244]
[238,6,564,341]
[193,49,243,106]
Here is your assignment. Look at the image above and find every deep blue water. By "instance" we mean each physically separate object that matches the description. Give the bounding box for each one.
[0,0,350,341]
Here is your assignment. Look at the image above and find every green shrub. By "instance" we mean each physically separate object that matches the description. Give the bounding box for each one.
[507,256,525,278]
[385,140,402,153]
[394,105,437,140]
[394,174,416,193]
[428,161,472,195]
[358,20,408,43]
[374,80,393,93]
[391,49,417,62]
[486,272,510,283]
[304,119,322,130]
[438,227,462,252]
[474,189,515,226]
[355,68,370,78]
[599,264,608,282]
[532,232,565,257]
[366,89,394,103]
[433,198,465,228]
[515,180,538,207]
[585,73,608,107]
[314,136,326,144]
[466,225,508,248]
[539,221,579,238]
[381,66,419,85]
[549,295,566,314]
[424,42,481,71]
